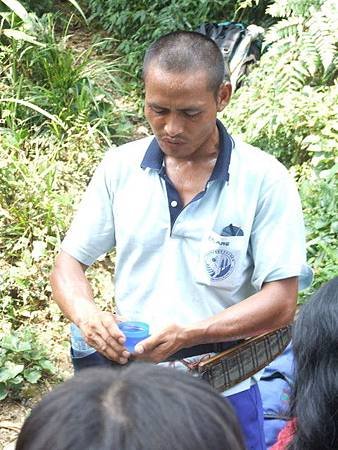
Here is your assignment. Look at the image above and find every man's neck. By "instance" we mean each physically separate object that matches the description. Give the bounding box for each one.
[164,128,221,206]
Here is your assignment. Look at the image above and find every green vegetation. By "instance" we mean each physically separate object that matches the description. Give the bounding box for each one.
[221,0,337,295]
[0,327,56,400]
[0,0,337,398]
[0,0,135,396]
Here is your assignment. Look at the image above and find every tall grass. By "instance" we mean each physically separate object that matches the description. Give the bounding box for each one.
[0,3,134,139]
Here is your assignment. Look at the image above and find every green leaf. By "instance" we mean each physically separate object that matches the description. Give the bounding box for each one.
[2,29,45,47]
[0,0,28,21]
[0,98,66,129]
[66,0,88,25]
[0,362,24,382]
[1,333,19,351]
[39,359,55,373]
[0,383,8,400]
[330,221,338,234]
[24,368,41,384]
[17,341,32,352]
[8,374,23,385]
[28,350,44,361]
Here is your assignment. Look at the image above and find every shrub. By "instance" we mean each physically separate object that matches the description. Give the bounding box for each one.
[1,0,85,17]
[298,165,337,298]
[20,0,54,15]
[221,0,337,166]
[0,3,137,333]
[0,124,115,325]
[221,0,338,294]
[0,327,56,400]
[222,83,338,167]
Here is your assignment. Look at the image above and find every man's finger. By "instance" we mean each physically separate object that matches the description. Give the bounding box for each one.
[102,347,129,364]
[101,314,126,345]
[93,323,111,343]
[93,327,130,357]
[86,334,108,353]
[82,314,129,358]
[105,335,127,352]
[134,335,159,354]
[87,333,129,363]
[94,321,126,351]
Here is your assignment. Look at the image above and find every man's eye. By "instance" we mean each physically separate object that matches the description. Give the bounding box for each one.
[151,107,166,114]
[184,111,200,117]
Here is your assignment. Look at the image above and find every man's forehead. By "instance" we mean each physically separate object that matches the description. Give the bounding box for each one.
[144,65,213,95]
[145,64,210,84]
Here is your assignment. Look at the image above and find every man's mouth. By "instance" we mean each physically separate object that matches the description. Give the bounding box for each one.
[161,137,185,145]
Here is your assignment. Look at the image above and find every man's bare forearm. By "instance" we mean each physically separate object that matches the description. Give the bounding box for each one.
[50,250,99,325]
[133,277,298,362]
[182,277,298,346]
[50,250,128,363]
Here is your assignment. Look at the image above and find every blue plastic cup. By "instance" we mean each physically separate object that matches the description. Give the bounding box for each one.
[118,321,150,352]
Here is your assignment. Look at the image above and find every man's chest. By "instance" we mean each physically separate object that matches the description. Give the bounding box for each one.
[165,158,217,206]
[113,172,257,294]
[112,170,258,246]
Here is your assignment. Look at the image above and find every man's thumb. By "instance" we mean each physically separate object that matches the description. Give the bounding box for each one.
[134,336,153,354]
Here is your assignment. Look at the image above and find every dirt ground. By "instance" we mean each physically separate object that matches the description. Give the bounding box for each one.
[0,400,28,450]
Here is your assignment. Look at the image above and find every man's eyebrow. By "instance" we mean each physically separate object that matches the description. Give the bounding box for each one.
[147,102,167,109]
[176,107,201,112]
[147,102,202,112]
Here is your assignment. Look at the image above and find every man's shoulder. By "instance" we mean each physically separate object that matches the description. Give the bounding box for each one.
[231,136,288,178]
[96,136,154,184]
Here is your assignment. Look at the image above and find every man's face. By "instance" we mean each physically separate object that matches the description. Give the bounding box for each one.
[144,65,230,160]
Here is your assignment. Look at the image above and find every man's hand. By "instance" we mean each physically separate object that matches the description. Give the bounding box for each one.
[78,311,130,364]
[133,324,185,363]
[50,252,130,364]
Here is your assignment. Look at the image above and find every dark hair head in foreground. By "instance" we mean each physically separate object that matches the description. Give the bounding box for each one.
[143,30,230,94]
[289,276,338,450]
[16,362,245,450]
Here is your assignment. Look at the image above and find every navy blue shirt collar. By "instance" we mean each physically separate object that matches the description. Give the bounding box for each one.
[140,119,233,182]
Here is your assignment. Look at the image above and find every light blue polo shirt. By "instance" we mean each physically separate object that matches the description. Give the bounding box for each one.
[62,121,312,395]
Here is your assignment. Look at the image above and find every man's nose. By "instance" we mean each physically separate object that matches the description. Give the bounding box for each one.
[164,114,183,137]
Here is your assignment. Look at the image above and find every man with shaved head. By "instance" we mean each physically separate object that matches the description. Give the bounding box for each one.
[51,31,312,449]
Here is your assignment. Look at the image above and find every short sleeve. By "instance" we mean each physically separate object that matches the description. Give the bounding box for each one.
[61,153,116,266]
[250,167,313,291]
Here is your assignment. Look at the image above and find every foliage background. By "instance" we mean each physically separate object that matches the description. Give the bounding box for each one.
[0,0,337,398]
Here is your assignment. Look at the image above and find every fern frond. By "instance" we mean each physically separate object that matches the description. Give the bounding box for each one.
[307,1,338,72]
[267,0,326,18]
[322,55,338,83]
[267,0,293,18]
[299,32,321,77]
[264,0,337,87]
[264,36,297,58]
[312,31,336,72]
[265,16,303,45]
[274,51,311,91]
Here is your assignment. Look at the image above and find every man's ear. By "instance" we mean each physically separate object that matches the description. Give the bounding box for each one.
[216,82,232,112]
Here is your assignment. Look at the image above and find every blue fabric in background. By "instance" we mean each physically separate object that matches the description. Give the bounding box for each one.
[258,344,294,448]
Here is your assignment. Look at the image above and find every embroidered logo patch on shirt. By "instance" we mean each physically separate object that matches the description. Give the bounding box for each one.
[205,249,235,280]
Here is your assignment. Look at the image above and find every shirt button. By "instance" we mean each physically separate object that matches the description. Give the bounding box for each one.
[170,200,178,207]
